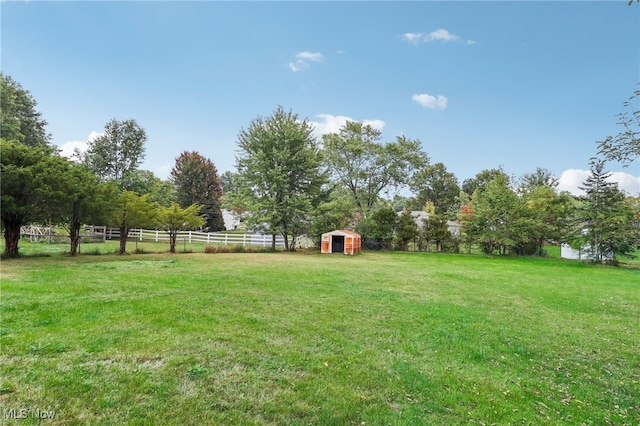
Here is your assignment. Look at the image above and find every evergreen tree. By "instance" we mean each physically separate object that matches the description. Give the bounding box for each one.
[577,159,636,262]
[1,140,59,256]
[395,209,418,251]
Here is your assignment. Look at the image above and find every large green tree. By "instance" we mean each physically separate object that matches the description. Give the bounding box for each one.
[82,118,147,188]
[0,74,50,147]
[233,106,327,251]
[170,151,224,231]
[411,162,460,218]
[1,140,59,256]
[468,174,531,255]
[323,121,428,216]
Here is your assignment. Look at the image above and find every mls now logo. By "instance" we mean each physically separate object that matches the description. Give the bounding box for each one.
[3,408,28,419]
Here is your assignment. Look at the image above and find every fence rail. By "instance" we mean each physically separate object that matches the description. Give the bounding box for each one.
[106,228,288,248]
[19,226,313,249]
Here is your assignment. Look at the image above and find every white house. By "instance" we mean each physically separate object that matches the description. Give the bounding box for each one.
[222,209,241,230]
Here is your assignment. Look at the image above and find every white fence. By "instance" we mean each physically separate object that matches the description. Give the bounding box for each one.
[106,228,289,248]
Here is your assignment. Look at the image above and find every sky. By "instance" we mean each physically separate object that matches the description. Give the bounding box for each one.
[2,1,639,196]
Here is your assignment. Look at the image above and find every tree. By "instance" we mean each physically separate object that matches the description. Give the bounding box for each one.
[0,74,50,147]
[576,159,636,263]
[520,185,574,256]
[233,106,327,251]
[468,174,530,255]
[107,191,158,254]
[421,214,451,253]
[367,206,397,250]
[171,151,224,231]
[323,121,428,216]
[123,169,175,207]
[46,161,117,256]
[390,194,420,212]
[309,191,356,246]
[82,118,147,188]
[518,167,559,193]
[597,86,640,167]
[411,162,460,218]
[157,203,206,253]
[0,139,61,256]
[220,170,240,195]
[457,201,478,254]
[395,209,418,251]
[461,167,509,196]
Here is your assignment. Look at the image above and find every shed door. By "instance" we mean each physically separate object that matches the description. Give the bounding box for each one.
[331,235,345,253]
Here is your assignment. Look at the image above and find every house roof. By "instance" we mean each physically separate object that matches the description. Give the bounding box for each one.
[402,211,462,228]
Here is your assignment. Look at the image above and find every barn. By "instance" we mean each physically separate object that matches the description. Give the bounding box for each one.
[321,230,361,255]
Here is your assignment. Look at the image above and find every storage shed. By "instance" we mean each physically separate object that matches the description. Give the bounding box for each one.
[321,230,361,255]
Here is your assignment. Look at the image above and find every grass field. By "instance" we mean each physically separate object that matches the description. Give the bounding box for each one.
[1,248,639,425]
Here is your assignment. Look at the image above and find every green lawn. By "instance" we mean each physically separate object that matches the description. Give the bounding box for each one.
[1,250,638,425]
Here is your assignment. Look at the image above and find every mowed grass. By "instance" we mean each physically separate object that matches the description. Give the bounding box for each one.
[0,251,638,425]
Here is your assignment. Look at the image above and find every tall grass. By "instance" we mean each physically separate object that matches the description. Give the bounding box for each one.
[1,251,638,424]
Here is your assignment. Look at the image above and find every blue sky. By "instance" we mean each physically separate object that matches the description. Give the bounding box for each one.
[2,1,639,195]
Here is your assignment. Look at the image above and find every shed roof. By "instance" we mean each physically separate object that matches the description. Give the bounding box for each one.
[322,229,361,238]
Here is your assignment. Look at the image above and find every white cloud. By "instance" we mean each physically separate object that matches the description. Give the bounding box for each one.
[288,51,323,72]
[362,119,386,130]
[412,93,448,110]
[309,114,385,139]
[401,29,474,45]
[296,51,322,62]
[400,32,424,44]
[610,171,640,195]
[557,169,640,196]
[57,131,103,161]
[426,29,460,42]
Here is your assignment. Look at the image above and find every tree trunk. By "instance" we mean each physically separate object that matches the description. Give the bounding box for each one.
[169,231,177,254]
[3,218,22,257]
[69,218,81,256]
[283,233,290,251]
[271,234,276,251]
[119,227,129,254]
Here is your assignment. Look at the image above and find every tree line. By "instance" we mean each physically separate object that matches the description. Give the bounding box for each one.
[2,74,639,262]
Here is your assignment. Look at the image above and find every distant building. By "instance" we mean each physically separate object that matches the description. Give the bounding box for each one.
[560,244,613,261]
[401,211,462,237]
[222,210,241,230]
